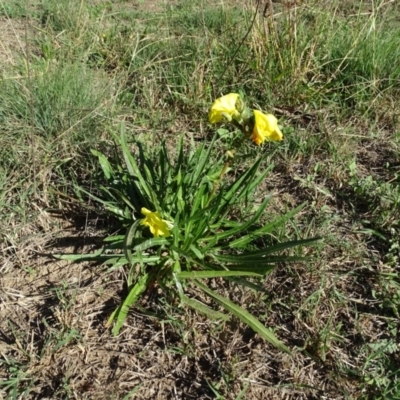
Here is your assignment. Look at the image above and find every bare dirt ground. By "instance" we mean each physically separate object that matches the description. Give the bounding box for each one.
[1,179,389,399]
[0,223,360,399]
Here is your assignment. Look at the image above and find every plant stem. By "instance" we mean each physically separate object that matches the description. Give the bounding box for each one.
[206,159,231,207]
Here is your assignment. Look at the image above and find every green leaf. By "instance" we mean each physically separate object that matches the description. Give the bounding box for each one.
[103,235,125,243]
[113,126,155,208]
[225,265,276,274]
[194,280,290,353]
[190,134,217,187]
[217,128,230,137]
[229,238,321,259]
[177,270,263,279]
[55,252,160,266]
[182,214,210,251]
[227,203,306,248]
[105,204,128,218]
[213,254,309,264]
[109,187,136,211]
[228,277,268,293]
[215,197,271,240]
[91,149,113,179]
[124,220,141,265]
[106,255,159,264]
[108,271,155,335]
[240,163,273,200]
[54,247,103,261]
[216,157,263,214]
[133,237,169,251]
[76,185,115,208]
[190,182,208,217]
[203,196,271,246]
[180,294,229,321]
[189,244,204,260]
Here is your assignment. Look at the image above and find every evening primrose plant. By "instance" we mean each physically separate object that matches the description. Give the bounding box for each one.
[57,94,319,353]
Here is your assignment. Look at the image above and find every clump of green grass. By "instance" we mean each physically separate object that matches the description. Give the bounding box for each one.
[1,63,111,139]
[0,0,29,18]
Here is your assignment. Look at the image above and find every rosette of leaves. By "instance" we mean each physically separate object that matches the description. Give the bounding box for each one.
[57,126,320,353]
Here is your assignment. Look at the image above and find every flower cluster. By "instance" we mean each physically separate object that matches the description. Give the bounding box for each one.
[208,93,283,145]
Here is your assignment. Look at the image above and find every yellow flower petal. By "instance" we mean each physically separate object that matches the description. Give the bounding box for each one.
[209,93,241,124]
[252,110,283,145]
[140,207,173,238]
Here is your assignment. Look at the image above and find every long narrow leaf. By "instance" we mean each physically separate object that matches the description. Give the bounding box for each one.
[54,248,103,261]
[189,134,217,187]
[108,271,155,335]
[134,237,169,252]
[91,149,113,179]
[115,127,155,207]
[203,196,271,246]
[240,163,273,199]
[190,182,207,217]
[103,235,125,243]
[213,254,310,264]
[194,280,290,353]
[229,238,321,260]
[180,294,229,321]
[103,255,160,266]
[227,277,268,293]
[76,185,117,208]
[124,220,141,265]
[177,270,263,279]
[215,157,263,216]
[227,203,306,248]
[224,265,276,274]
[110,187,136,211]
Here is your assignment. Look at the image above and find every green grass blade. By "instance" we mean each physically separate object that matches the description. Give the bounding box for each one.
[227,277,268,293]
[103,235,126,243]
[110,187,136,211]
[234,161,273,202]
[190,182,208,217]
[76,185,116,208]
[103,255,160,266]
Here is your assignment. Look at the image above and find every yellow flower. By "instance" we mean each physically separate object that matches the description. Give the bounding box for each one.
[140,208,173,238]
[252,110,283,145]
[209,93,241,124]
